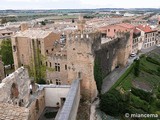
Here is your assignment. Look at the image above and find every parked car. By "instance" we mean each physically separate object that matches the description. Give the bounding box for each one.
[156,44,160,47]
[130,53,136,57]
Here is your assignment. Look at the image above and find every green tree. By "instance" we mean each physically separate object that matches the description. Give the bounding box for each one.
[100,89,126,116]
[134,59,140,77]
[1,18,7,24]
[0,39,13,68]
[27,48,53,84]
[40,21,46,26]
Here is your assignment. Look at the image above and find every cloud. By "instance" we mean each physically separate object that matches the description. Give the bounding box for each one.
[0,0,160,9]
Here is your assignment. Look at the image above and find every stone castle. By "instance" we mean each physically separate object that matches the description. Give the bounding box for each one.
[11,16,131,102]
[0,15,135,120]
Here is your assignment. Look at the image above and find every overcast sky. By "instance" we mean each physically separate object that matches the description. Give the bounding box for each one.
[0,0,160,10]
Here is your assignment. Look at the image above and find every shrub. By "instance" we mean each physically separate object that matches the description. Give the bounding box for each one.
[157,93,160,99]
[140,54,146,58]
[131,87,153,102]
[100,89,126,116]
[156,100,160,108]
[157,67,160,73]
[134,59,140,77]
[37,78,46,84]
[130,95,149,112]
[146,57,160,66]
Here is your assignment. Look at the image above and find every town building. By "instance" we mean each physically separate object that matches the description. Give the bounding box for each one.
[99,23,135,54]
[131,19,147,25]
[0,29,13,44]
[11,24,61,73]
[136,25,157,49]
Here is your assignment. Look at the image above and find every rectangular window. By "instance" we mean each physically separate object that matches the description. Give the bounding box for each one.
[50,62,52,67]
[65,65,67,70]
[55,63,60,72]
[56,79,61,85]
[38,41,41,45]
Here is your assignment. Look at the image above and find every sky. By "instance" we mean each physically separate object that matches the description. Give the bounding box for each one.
[0,0,160,10]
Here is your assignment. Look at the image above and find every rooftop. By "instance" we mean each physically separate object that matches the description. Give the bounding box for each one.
[137,25,157,33]
[14,29,53,39]
[117,23,135,29]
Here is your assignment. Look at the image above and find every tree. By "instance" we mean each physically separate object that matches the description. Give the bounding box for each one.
[0,39,13,68]
[134,59,140,77]
[27,48,53,84]
[1,18,7,24]
[40,21,46,26]
[100,89,126,116]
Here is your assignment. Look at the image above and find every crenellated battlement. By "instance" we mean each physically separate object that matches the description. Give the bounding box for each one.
[67,30,101,44]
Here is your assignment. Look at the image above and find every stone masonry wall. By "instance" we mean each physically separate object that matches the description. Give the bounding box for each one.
[0,67,30,107]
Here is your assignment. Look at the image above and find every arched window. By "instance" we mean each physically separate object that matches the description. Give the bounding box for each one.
[10,83,19,99]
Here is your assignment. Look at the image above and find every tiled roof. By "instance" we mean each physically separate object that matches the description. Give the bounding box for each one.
[137,25,156,33]
[99,23,135,31]
[133,28,141,34]
[117,23,135,29]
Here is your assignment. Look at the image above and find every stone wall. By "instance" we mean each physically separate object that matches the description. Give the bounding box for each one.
[46,55,68,85]
[28,90,45,120]
[95,33,130,77]
[0,67,30,107]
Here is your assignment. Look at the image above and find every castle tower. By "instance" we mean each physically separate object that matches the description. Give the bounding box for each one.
[77,14,86,32]
[66,31,101,101]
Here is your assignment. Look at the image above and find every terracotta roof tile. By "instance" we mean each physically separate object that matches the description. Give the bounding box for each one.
[137,25,156,33]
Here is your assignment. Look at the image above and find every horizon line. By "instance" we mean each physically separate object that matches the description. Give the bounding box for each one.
[0,7,160,11]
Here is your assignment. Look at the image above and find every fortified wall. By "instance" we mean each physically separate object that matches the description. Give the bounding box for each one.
[95,32,131,77]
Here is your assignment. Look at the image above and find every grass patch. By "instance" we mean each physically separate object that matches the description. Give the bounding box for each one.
[110,62,135,90]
